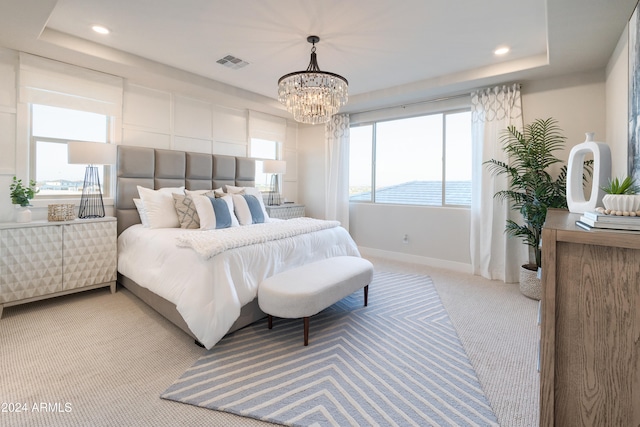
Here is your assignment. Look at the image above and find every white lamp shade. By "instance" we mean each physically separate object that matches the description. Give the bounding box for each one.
[68,141,117,165]
[262,160,286,174]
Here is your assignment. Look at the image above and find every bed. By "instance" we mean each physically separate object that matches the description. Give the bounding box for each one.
[115,145,360,349]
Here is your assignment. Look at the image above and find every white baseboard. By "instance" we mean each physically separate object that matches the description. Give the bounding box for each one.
[358,246,473,274]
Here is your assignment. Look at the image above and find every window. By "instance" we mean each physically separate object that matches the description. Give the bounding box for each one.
[349,110,471,206]
[349,126,373,201]
[31,104,112,197]
[444,112,472,205]
[247,111,286,194]
[250,138,279,192]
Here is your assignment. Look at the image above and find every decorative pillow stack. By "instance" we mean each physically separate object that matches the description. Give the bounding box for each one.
[171,189,220,229]
[134,185,269,230]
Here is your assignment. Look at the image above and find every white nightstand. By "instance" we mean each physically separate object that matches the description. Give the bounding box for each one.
[265,204,305,220]
[0,217,117,318]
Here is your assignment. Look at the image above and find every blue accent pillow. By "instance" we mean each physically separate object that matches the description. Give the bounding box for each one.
[244,195,265,224]
[209,197,232,229]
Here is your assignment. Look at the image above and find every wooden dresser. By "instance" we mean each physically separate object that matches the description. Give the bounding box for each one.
[540,209,640,426]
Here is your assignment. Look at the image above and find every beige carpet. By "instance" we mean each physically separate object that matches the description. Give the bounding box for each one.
[0,257,539,426]
[372,258,540,427]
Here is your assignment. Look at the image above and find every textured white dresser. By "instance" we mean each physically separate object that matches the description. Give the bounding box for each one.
[0,217,117,318]
[265,204,305,219]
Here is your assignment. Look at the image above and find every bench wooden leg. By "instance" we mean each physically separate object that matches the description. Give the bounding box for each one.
[364,285,369,307]
[268,315,273,329]
[303,317,310,346]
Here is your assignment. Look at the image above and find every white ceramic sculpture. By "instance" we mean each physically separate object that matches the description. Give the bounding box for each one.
[566,132,611,214]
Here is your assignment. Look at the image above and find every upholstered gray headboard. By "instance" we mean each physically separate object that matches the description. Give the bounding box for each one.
[115,145,255,235]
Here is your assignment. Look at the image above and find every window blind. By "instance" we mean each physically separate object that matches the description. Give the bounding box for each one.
[248,110,286,143]
[19,53,123,116]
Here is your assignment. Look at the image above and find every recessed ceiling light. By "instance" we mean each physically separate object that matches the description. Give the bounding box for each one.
[92,25,110,35]
[494,47,510,56]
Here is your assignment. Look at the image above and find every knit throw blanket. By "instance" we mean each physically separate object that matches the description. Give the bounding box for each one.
[176,217,341,259]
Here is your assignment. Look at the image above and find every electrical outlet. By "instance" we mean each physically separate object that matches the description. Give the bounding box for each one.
[402,234,409,244]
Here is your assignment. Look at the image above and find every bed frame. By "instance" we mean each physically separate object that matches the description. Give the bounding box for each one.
[115,145,266,341]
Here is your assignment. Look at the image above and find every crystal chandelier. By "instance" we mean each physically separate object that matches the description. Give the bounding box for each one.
[278,36,348,125]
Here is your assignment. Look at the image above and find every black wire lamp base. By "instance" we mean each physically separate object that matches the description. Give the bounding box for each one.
[78,165,105,219]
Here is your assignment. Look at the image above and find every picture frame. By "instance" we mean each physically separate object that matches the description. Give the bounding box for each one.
[629,0,640,183]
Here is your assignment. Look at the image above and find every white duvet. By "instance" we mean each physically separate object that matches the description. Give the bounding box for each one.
[117,222,360,349]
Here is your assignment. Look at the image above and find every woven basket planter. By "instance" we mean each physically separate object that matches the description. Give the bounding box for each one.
[48,204,76,221]
[519,265,541,301]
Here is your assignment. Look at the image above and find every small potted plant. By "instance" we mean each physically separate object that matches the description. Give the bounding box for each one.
[10,176,39,222]
[600,176,640,214]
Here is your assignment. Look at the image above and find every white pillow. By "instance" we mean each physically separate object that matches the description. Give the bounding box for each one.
[133,198,150,228]
[225,185,245,194]
[155,186,185,195]
[192,194,239,230]
[244,187,269,218]
[225,185,269,220]
[186,188,214,196]
[186,188,225,198]
[231,194,267,225]
[136,186,185,229]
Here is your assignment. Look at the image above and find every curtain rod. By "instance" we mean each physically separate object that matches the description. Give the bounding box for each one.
[349,92,470,116]
[350,82,521,116]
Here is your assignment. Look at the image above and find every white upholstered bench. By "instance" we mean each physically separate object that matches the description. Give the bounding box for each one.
[258,256,374,346]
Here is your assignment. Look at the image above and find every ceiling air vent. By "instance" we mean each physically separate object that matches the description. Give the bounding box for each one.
[216,54,249,70]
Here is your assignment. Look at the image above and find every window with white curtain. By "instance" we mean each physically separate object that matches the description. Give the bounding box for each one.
[349,110,472,206]
[18,53,123,199]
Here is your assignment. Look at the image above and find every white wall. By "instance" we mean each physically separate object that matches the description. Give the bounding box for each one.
[297,124,326,216]
[282,121,299,203]
[350,203,471,271]
[120,83,300,187]
[522,70,606,162]
[122,82,251,156]
[0,48,18,222]
[0,47,300,222]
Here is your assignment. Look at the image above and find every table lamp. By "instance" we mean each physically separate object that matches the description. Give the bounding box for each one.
[262,160,286,206]
[67,141,117,219]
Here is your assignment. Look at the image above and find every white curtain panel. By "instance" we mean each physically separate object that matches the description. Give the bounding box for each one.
[325,114,350,230]
[470,84,526,283]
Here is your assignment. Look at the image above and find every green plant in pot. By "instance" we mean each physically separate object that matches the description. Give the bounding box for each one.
[485,118,592,299]
[10,176,38,223]
[10,176,38,207]
[600,176,640,214]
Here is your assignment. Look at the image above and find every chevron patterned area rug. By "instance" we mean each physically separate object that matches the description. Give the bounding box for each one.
[161,272,498,426]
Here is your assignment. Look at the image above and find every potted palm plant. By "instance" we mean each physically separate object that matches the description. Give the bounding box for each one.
[485,118,591,300]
